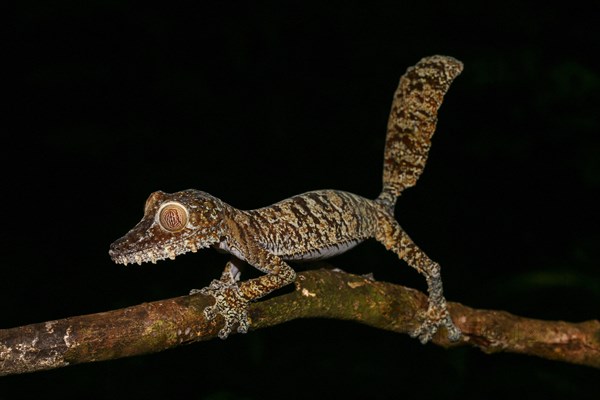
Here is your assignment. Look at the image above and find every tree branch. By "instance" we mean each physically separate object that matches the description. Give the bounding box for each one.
[1,268,599,376]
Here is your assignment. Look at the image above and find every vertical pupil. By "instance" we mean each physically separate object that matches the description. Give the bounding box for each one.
[165,209,180,227]
[161,206,185,230]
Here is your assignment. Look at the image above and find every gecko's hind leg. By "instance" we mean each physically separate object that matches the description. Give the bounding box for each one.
[375,216,461,343]
[190,258,249,339]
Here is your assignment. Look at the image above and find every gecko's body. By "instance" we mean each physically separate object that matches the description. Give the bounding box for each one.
[109,56,463,343]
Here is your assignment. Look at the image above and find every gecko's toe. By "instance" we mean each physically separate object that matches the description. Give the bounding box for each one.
[445,318,462,342]
[411,307,461,344]
[203,305,218,321]
[410,316,438,344]
[237,319,249,334]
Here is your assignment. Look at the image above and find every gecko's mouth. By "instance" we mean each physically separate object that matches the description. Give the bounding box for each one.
[109,238,209,266]
[109,246,184,265]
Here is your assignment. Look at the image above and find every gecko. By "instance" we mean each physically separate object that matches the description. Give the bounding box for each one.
[109,55,463,344]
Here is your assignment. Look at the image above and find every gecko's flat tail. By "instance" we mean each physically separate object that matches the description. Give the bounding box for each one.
[380,55,463,200]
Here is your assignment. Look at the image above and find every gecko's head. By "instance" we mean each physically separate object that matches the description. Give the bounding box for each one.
[109,189,224,265]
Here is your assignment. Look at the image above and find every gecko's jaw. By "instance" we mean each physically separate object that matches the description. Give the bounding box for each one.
[109,247,179,266]
[109,238,209,266]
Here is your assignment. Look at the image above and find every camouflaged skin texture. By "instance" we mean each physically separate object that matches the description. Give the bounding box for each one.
[110,55,463,343]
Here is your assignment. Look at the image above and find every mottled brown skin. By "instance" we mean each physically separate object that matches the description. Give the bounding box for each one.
[109,55,463,342]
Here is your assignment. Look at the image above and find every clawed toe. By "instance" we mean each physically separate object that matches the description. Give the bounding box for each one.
[445,321,462,342]
[411,307,461,344]
[203,304,218,320]
[410,314,438,344]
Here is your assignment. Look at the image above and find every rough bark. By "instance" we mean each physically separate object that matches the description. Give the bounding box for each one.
[1,268,598,376]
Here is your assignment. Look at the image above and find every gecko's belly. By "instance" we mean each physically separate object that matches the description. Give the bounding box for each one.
[277,239,363,262]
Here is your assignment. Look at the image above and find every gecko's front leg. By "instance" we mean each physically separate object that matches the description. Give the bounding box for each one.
[191,250,297,339]
[190,259,248,339]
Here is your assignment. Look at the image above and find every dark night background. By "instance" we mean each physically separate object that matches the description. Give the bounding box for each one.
[3,1,599,399]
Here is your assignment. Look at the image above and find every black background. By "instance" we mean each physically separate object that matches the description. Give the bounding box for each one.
[3,1,599,399]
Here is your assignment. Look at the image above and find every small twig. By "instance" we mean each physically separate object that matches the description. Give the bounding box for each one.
[1,268,598,376]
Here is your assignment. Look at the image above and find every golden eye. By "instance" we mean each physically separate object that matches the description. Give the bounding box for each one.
[158,203,188,232]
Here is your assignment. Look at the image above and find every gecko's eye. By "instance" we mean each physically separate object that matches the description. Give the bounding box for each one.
[158,202,188,232]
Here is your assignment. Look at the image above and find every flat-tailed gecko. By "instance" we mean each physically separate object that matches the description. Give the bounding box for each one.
[109,55,463,343]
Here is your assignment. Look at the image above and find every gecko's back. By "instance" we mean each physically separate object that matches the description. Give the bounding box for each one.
[244,190,383,262]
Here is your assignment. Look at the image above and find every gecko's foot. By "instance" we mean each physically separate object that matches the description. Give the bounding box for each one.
[410,305,461,344]
[189,263,249,339]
